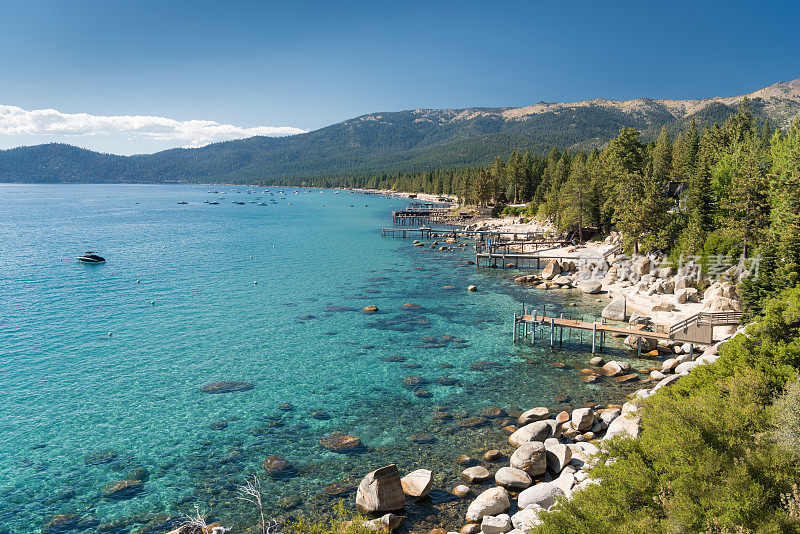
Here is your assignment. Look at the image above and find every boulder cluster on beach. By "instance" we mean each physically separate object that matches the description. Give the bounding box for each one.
[514,233,745,321]
[348,399,633,533]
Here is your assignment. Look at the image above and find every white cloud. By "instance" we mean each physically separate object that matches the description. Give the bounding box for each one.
[0,105,307,149]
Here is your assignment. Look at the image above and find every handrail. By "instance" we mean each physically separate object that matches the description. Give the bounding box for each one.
[669,311,743,334]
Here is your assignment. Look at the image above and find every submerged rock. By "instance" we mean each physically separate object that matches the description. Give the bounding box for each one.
[84,449,118,465]
[319,433,362,452]
[311,409,330,420]
[470,360,500,371]
[461,465,491,483]
[208,420,228,430]
[409,433,437,444]
[199,381,254,394]
[262,455,295,479]
[453,484,472,498]
[322,481,357,497]
[42,514,80,533]
[457,416,489,429]
[402,376,428,388]
[103,479,144,500]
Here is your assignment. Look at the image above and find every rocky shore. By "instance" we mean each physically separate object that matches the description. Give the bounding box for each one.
[337,230,749,533]
[345,324,744,534]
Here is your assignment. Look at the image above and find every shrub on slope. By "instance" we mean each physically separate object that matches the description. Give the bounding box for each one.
[533,284,800,533]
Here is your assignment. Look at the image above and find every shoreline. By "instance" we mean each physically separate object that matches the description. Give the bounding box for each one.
[341,202,747,533]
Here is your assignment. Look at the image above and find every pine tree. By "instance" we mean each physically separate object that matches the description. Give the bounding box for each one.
[560,153,592,241]
[506,151,525,203]
[674,119,699,181]
[475,169,493,207]
[720,133,770,257]
[600,127,645,224]
[768,120,800,287]
[521,150,536,202]
[652,126,673,182]
[672,132,685,180]
[534,147,560,207]
[685,155,716,253]
[490,156,506,204]
[613,171,671,254]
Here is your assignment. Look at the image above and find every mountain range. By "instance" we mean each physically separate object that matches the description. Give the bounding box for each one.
[1,79,799,184]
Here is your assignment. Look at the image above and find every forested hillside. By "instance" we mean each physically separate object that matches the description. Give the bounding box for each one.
[1,79,798,183]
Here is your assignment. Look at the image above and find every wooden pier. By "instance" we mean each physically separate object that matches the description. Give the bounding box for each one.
[392,208,460,225]
[380,227,550,241]
[513,307,742,356]
[475,240,575,268]
[475,241,622,269]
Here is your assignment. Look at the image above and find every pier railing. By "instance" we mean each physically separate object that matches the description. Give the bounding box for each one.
[669,311,743,335]
[513,307,743,355]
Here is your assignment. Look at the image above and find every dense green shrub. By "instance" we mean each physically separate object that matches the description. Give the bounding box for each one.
[773,377,800,456]
[533,284,800,534]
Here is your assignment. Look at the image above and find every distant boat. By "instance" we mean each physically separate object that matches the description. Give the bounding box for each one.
[233,201,245,205]
[77,252,105,264]
[177,201,188,204]
[208,201,219,205]
[258,202,267,206]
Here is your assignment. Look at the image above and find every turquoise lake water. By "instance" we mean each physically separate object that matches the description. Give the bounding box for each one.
[0,184,641,533]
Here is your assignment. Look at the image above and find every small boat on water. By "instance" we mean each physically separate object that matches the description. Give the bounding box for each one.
[233,201,245,205]
[208,201,219,205]
[177,201,188,204]
[77,252,105,264]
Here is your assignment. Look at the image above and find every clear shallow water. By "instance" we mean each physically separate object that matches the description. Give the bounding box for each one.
[0,184,641,533]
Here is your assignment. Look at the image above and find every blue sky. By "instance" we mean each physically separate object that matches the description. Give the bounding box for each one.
[0,0,798,154]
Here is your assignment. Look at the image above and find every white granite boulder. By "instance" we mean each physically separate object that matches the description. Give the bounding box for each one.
[510,441,547,476]
[508,420,558,447]
[356,465,406,513]
[601,295,627,321]
[518,407,551,425]
[481,514,512,534]
[400,469,432,499]
[511,507,543,531]
[604,414,641,440]
[518,482,564,510]
[545,443,572,473]
[494,467,532,491]
[466,486,510,522]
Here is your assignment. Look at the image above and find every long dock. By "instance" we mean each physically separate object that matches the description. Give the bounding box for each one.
[391,207,458,225]
[475,242,621,269]
[380,228,550,241]
[514,307,742,355]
